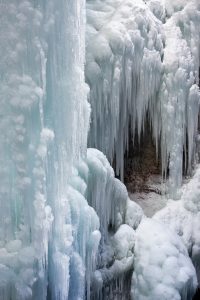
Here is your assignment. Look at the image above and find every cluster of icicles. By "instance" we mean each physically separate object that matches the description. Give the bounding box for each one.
[86,0,200,197]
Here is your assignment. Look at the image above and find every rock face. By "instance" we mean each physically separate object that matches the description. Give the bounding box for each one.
[193,288,200,299]
[124,124,161,194]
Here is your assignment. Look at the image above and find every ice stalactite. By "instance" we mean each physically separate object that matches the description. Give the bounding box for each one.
[151,0,200,196]
[86,0,164,181]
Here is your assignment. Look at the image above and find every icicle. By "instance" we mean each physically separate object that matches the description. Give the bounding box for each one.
[86,0,164,180]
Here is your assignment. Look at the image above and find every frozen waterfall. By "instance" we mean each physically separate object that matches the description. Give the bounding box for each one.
[0,0,200,300]
[0,1,99,299]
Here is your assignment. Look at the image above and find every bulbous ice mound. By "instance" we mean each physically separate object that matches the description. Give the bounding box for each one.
[132,218,197,300]
[154,165,200,284]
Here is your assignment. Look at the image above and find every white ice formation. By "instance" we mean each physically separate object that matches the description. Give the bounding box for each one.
[0,1,99,299]
[0,0,200,299]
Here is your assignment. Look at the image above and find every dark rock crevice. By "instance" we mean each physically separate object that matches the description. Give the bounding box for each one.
[124,121,161,194]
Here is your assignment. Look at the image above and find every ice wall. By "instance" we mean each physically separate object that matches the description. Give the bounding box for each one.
[0,1,100,299]
[86,0,200,195]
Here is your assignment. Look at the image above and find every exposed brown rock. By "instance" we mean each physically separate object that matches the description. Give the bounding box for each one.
[124,123,161,194]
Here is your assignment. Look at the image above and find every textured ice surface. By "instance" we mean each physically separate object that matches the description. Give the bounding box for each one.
[132,218,197,300]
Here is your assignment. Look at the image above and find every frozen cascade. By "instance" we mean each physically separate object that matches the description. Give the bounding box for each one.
[153,0,200,196]
[86,0,164,181]
[0,1,100,299]
[86,0,200,195]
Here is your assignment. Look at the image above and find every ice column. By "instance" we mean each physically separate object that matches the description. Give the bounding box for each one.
[0,1,100,299]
